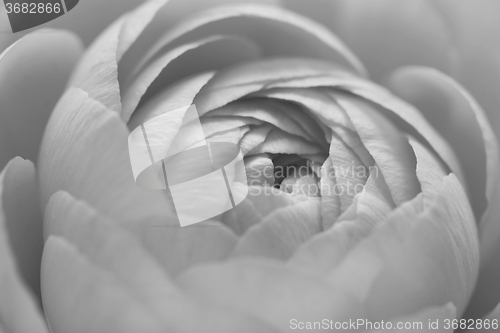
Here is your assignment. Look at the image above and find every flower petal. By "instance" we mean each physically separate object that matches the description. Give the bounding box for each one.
[0,159,47,333]
[206,99,324,145]
[42,191,277,332]
[128,71,214,130]
[176,258,367,331]
[388,66,499,222]
[330,173,477,318]
[285,0,455,82]
[1,158,43,300]
[468,303,500,333]
[0,30,83,169]
[122,35,261,119]
[126,2,365,87]
[230,198,322,260]
[366,303,456,332]
[68,0,168,112]
[39,87,173,225]
[334,92,421,205]
[194,57,355,115]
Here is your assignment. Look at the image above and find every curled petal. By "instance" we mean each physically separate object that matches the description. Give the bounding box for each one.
[126,2,366,87]
[285,0,455,82]
[68,0,168,112]
[122,35,261,119]
[0,30,83,169]
[388,66,499,224]
[0,159,47,333]
[335,93,421,205]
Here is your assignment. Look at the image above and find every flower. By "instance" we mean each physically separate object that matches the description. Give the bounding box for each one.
[0,0,499,332]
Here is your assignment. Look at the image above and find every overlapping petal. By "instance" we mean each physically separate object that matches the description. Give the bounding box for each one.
[42,191,276,332]
[0,29,83,169]
[0,158,47,333]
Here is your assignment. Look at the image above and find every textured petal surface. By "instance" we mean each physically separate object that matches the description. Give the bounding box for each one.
[0,30,83,169]
[0,159,47,333]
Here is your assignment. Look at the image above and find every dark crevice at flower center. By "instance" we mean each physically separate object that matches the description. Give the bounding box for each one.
[272,156,322,197]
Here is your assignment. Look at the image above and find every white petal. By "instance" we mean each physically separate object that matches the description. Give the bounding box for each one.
[0,30,83,168]
[128,71,214,130]
[42,191,276,332]
[230,198,322,260]
[127,2,365,85]
[68,0,168,112]
[0,159,47,333]
[39,88,174,226]
[1,158,43,300]
[330,174,477,318]
[285,0,455,82]
[388,66,498,223]
[176,258,367,331]
[366,303,456,332]
[194,57,355,115]
[122,35,261,121]
[247,128,323,156]
[335,92,421,205]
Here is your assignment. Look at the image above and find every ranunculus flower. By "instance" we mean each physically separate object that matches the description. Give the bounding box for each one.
[0,1,499,332]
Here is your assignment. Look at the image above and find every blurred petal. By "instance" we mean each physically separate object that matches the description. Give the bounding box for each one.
[331,173,477,318]
[176,258,366,331]
[433,0,500,139]
[388,66,498,223]
[0,30,83,169]
[230,198,322,260]
[0,0,151,54]
[0,159,47,333]
[468,303,500,333]
[366,303,456,332]
[42,191,277,333]
[285,0,455,82]
[1,158,43,300]
[68,0,168,112]
[137,219,238,277]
